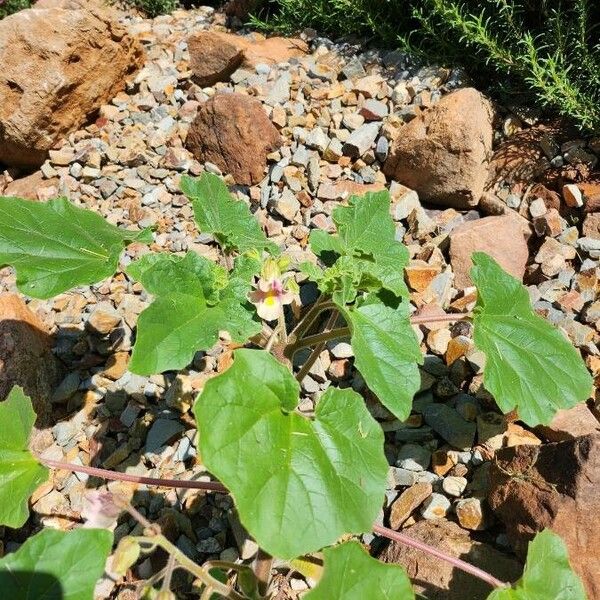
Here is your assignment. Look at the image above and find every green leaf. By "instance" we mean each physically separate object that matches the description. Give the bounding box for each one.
[308,191,409,302]
[487,529,587,600]
[0,528,113,600]
[128,252,260,375]
[0,387,48,528]
[305,541,415,600]
[471,252,593,426]
[0,196,151,299]
[181,173,278,255]
[345,296,422,421]
[194,349,388,559]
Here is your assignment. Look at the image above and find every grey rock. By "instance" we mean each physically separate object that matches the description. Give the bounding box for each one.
[342,122,380,158]
[423,403,476,450]
[145,418,185,453]
[420,492,451,519]
[51,372,80,404]
[396,443,431,472]
[388,466,419,488]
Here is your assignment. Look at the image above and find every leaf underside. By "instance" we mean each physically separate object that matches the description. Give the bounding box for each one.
[194,349,388,559]
[0,196,150,299]
[471,252,592,426]
[0,387,49,528]
[305,541,415,600]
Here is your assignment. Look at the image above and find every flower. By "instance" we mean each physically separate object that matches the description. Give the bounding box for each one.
[249,276,294,321]
[81,490,121,529]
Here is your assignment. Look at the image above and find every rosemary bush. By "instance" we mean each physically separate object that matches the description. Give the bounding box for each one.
[252,0,600,131]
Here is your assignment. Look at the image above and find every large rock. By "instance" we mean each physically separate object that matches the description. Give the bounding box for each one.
[187,31,244,87]
[383,88,493,209]
[0,294,62,422]
[0,7,144,168]
[379,519,522,599]
[186,93,282,185]
[2,171,59,201]
[488,434,600,599]
[449,215,531,288]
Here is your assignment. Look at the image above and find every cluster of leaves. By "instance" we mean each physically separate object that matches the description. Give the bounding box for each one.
[0,0,31,19]
[0,177,593,598]
[252,0,600,131]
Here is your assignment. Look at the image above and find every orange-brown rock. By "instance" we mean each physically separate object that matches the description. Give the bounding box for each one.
[186,93,282,185]
[449,215,531,288]
[3,171,59,201]
[488,434,600,599]
[0,294,62,422]
[389,482,432,529]
[0,7,144,167]
[384,88,494,209]
[533,404,600,442]
[187,31,244,87]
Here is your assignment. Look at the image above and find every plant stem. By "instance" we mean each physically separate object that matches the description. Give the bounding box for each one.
[39,457,228,493]
[289,297,336,342]
[287,327,350,354]
[295,310,339,383]
[409,311,473,325]
[254,548,274,597]
[372,524,508,589]
[265,322,282,352]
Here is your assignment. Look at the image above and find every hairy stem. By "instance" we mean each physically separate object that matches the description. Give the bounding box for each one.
[409,311,473,325]
[254,548,274,597]
[372,524,508,589]
[287,327,350,354]
[295,310,339,383]
[289,297,337,342]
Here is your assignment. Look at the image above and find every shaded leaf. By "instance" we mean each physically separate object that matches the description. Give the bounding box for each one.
[194,349,388,559]
[181,173,278,255]
[0,528,113,600]
[128,252,260,375]
[487,529,587,600]
[0,387,48,528]
[0,196,150,299]
[346,296,422,420]
[471,252,593,426]
[305,541,414,600]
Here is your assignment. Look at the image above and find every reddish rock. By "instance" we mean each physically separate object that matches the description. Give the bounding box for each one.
[186,93,282,185]
[186,31,244,87]
[3,171,59,200]
[580,181,600,213]
[240,36,308,68]
[0,7,143,167]
[449,215,531,288]
[384,88,494,209]
[534,404,600,442]
[583,212,600,239]
[379,519,522,599]
[488,434,600,598]
[0,294,62,422]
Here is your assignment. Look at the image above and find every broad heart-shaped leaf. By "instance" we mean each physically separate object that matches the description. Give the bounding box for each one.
[305,541,414,600]
[487,529,587,600]
[194,349,388,559]
[471,252,593,426]
[0,196,151,299]
[128,252,260,375]
[307,190,409,302]
[0,528,113,600]
[0,387,48,528]
[181,173,278,255]
[345,295,422,421]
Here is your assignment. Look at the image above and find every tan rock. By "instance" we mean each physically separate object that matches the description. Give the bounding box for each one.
[583,213,600,239]
[449,215,531,288]
[389,482,432,529]
[187,31,244,87]
[580,181,600,213]
[0,293,62,422]
[240,36,308,68]
[3,171,59,200]
[186,93,282,186]
[379,519,522,600]
[0,7,144,167]
[488,434,600,599]
[103,351,129,381]
[384,88,494,209]
[455,497,490,530]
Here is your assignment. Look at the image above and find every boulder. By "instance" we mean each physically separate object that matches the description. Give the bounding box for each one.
[379,519,522,599]
[534,404,600,442]
[383,88,494,209]
[186,93,282,185]
[0,7,144,168]
[488,434,600,599]
[449,215,531,288]
[0,294,62,422]
[2,171,59,200]
[187,31,244,87]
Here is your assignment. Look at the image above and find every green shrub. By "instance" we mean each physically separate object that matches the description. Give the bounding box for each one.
[0,0,32,19]
[252,0,600,132]
[130,0,179,17]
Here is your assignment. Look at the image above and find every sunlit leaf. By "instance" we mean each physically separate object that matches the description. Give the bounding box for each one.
[0,387,48,528]
[0,196,150,298]
[471,252,593,426]
[194,349,388,559]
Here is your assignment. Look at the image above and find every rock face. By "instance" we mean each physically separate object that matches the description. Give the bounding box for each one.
[383,88,493,209]
[0,294,62,422]
[0,7,144,168]
[449,215,531,288]
[187,31,244,87]
[488,434,600,599]
[186,93,282,185]
[379,520,522,600]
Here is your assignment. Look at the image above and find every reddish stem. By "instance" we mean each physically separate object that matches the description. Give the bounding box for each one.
[39,457,507,590]
[409,312,473,325]
[372,524,507,589]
